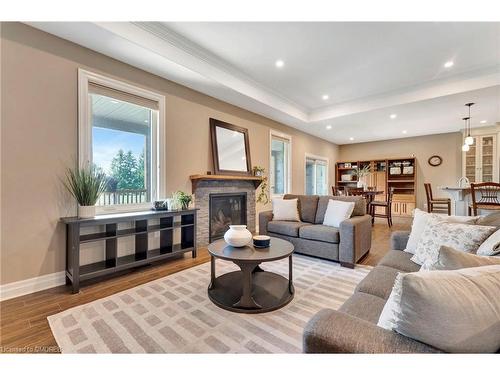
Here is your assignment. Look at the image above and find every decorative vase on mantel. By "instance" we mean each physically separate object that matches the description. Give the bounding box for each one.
[78,205,96,218]
[224,225,252,247]
[357,180,364,189]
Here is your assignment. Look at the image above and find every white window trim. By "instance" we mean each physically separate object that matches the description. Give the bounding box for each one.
[269,129,292,198]
[78,69,166,214]
[304,153,329,195]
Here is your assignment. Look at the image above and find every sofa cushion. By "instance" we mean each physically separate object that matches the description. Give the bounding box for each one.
[299,224,340,244]
[339,292,387,324]
[355,265,400,300]
[267,221,310,237]
[315,196,366,223]
[284,194,319,223]
[378,250,420,273]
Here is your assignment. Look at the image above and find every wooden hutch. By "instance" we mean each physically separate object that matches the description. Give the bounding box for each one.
[335,157,417,217]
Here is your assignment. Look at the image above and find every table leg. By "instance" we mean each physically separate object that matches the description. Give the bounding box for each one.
[288,255,295,294]
[233,261,262,309]
[208,255,216,290]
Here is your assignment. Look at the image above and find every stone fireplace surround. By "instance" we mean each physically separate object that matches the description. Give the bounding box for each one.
[193,179,256,246]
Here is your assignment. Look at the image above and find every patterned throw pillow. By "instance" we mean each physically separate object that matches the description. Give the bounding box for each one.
[411,216,496,269]
[404,208,478,255]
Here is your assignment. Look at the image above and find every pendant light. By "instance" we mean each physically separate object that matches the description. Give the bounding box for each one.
[464,102,475,146]
[462,116,470,152]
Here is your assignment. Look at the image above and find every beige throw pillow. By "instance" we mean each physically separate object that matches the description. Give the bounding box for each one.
[378,265,500,353]
[272,198,300,221]
[429,245,500,270]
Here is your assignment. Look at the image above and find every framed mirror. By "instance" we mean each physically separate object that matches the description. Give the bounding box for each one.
[210,118,252,175]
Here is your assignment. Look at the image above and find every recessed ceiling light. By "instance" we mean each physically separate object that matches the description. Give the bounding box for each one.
[444,61,454,68]
[275,59,284,68]
[326,125,332,130]
[349,137,354,141]
[322,94,329,101]
[480,120,487,124]
[390,114,397,119]
[402,130,407,134]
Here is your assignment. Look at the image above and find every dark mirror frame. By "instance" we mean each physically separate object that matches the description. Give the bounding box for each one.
[210,118,252,176]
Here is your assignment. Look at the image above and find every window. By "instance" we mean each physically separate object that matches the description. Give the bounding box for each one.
[305,155,329,195]
[78,70,165,213]
[270,131,291,196]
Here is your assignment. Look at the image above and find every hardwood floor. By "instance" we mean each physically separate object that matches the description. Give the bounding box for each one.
[0,217,411,353]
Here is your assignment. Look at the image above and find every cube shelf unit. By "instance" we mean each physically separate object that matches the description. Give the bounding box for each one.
[335,157,417,217]
[61,209,197,293]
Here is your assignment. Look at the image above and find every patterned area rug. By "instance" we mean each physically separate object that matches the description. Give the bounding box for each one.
[48,255,371,353]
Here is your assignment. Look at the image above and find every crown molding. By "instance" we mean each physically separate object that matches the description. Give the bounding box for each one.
[25,22,500,143]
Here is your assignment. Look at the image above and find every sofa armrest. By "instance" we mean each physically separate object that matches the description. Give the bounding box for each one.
[391,231,411,251]
[339,214,372,267]
[258,210,274,235]
[303,308,440,353]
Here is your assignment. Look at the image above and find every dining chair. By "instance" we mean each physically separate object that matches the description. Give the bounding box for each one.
[345,187,364,196]
[424,183,451,215]
[469,182,500,216]
[369,188,394,227]
[331,186,344,196]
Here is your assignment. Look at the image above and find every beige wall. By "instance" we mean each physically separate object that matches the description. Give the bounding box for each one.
[339,132,463,210]
[0,23,338,284]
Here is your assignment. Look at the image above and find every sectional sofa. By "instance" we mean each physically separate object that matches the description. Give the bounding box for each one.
[302,230,440,353]
[259,194,372,268]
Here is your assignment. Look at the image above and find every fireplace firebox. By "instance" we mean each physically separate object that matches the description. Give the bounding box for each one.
[209,192,247,242]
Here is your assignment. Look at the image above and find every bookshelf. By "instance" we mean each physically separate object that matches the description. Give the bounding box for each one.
[335,157,417,217]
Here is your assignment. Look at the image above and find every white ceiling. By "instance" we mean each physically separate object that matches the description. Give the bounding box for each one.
[28,22,500,144]
[164,22,500,109]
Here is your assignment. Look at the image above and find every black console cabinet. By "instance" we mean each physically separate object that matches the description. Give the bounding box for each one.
[61,209,197,293]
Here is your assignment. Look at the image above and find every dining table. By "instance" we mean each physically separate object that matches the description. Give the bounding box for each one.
[342,190,384,211]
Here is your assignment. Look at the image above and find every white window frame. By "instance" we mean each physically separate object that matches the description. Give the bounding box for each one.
[78,69,166,214]
[269,129,292,197]
[304,153,329,195]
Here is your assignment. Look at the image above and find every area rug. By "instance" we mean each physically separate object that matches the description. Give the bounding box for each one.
[48,255,371,353]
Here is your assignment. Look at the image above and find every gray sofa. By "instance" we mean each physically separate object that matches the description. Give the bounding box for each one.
[303,230,441,353]
[259,194,372,268]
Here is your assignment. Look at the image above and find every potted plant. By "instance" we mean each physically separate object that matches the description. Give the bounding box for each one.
[353,165,371,189]
[252,166,265,177]
[63,164,108,218]
[256,176,270,204]
[173,191,192,210]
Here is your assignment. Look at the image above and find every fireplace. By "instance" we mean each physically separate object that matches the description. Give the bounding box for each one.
[209,192,247,242]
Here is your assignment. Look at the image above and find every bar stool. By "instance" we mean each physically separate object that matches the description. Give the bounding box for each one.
[424,183,451,215]
[469,182,500,216]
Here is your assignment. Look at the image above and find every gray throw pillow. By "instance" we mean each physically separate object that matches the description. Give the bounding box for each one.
[378,265,500,353]
[476,211,500,228]
[430,246,500,270]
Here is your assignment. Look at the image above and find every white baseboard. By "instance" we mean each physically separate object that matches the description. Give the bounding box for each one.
[0,271,66,301]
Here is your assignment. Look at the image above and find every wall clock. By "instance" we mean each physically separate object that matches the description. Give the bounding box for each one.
[428,155,442,167]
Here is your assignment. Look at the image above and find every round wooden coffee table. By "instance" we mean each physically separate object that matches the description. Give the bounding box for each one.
[207,237,294,313]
